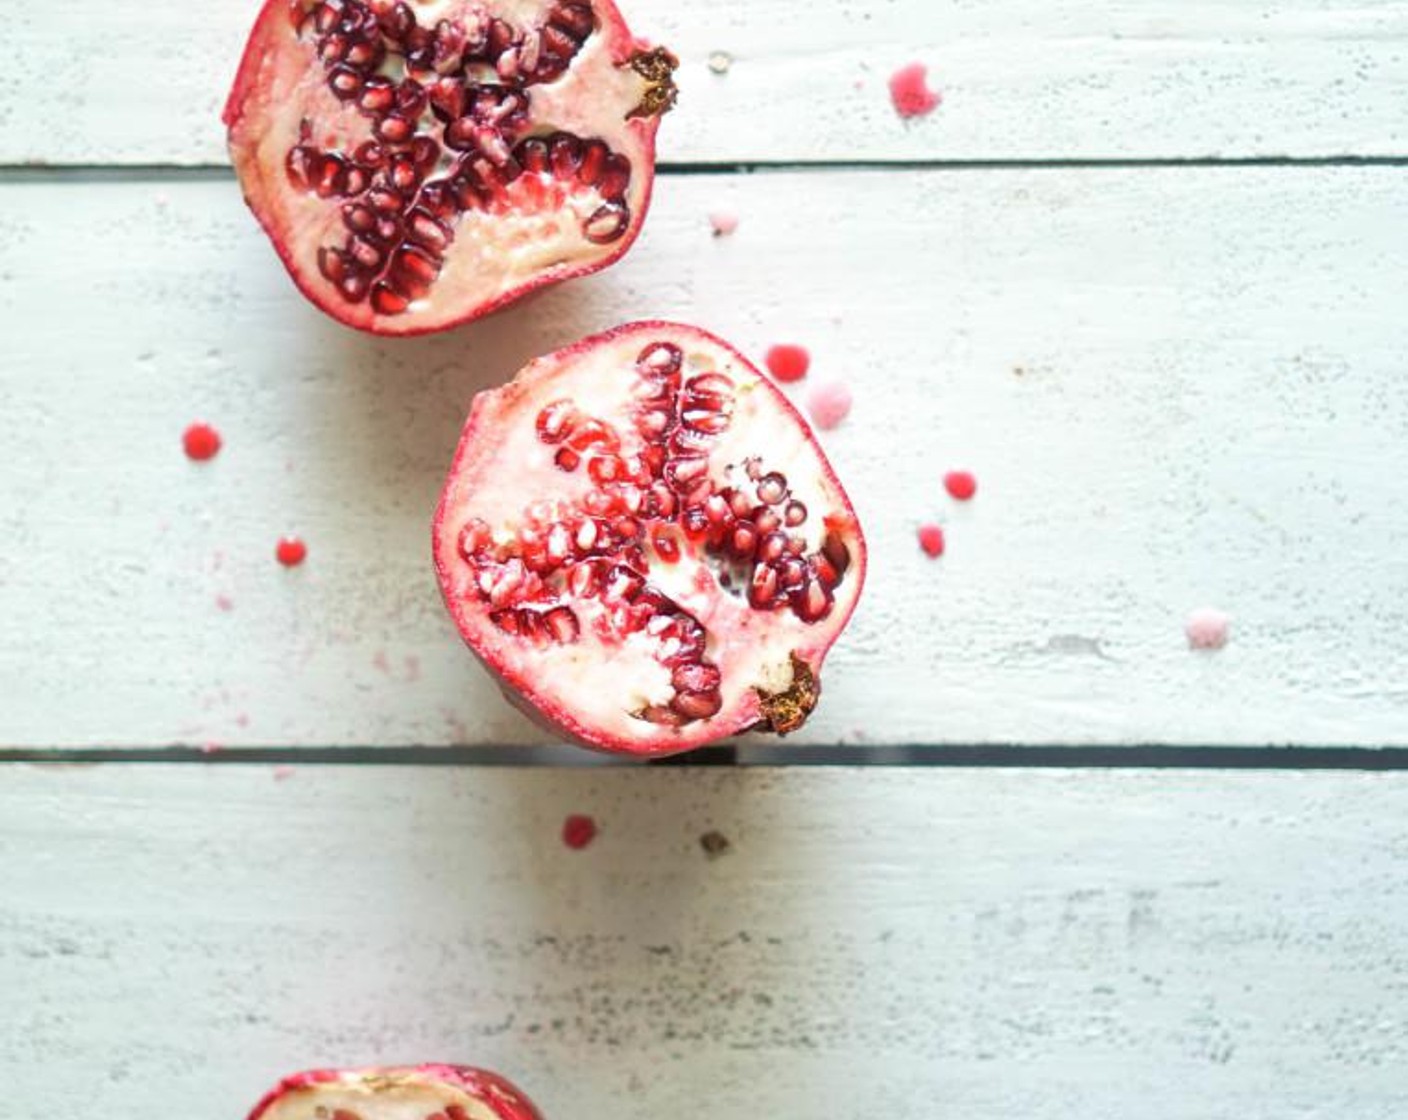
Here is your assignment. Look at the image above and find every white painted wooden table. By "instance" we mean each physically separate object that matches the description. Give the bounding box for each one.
[4,2,1408,1117]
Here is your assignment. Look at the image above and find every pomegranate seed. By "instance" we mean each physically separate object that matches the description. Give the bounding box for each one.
[765,343,810,383]
[458,519,491,560]
[313,153,348,197]
[784,500,808,527]
[544,606,580,643]
[317,246,349,282]
[550,133,583,177]
[275,536,308,567]
[822,531,852,576]
[427,76,466,121]
[792,579,833,623]
[917,524,945,558]
[343,38,383,69]
[672,663,721,693]
[944,470,978,501]
[407,208,453,254]
[182,422,222,461]
[338,272,370,301]
[653,531,680,563]
[396,78,428,117]
[550,1,594,38]
[681,407,730,435]
[519,137,550,174]
[567,560,602,597]
[778,557,807,591]
[583,201,628,243]
[390,245,440,296]
[748,564,779,608]
[756,472,788,505]
[597,154,631,200]
[328,65,363,99]
[348,236,384,269]
[671,689,723,720]
[370,281,409,315]
[554,448,580,472]
[729,522,758,560]
[366,185,403,213]
[536,401,578,443]
[755,508,782,535]
[358,77,395,114]
[375,113,415,145]
[578,140,608,185]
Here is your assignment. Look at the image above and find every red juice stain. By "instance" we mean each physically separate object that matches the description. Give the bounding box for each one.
[182,422,222,461]
[944,470,977,501]
[765,344,810,383]
[917,524,945,558]
[276,536,308,567]
[562,813,597,850]
[889,62,941,119]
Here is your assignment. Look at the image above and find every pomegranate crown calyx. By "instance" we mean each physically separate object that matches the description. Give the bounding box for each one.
[625,47,680,120]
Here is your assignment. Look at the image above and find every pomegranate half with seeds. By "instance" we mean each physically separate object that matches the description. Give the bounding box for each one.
[224,0,678,335]
[248,1065,542,1120]
[433,322,867,756]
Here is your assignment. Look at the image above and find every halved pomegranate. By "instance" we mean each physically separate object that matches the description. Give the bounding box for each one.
[224,0,677,336]
[248,1066,542,1120]
[432,322,868,756]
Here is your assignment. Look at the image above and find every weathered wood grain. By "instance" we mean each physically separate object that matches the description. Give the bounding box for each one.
[6,0,1408,165]
[3,765,1407,1117]
[2,167,1407,749]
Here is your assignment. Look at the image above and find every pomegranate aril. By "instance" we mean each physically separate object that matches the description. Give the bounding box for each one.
[778,557,807,590]
[375,113,415,145]
[549,133,583,177]
[539,24,577,62]
[343,165,370,194]
[728,489,754,519]
[749,564,780,609]
[328,65,364,99]
[338,272,370,301]
[755,508,782,535]
[314,154,348,197]
[653,532,680,563]
[597,154,631,200]
[640,705,687,727]
[612,516,641,541]
[349,236,384,269]
[567,560,602,597]
[536,401,578,443]
[672,662,721,693]
[681,407,730,435]
[313,2,342,35]
[667,427,712,460]
[366,185,403,213]
[757,473,788,505]
[319,31,350,62]
[519,138,550,174]
[358,77,396,114]
[729,522,758,561]
[318,246,350,282]
[444,118,477,152]
[391,245,440,296]
[410,135,441,170]
[554,448,580,472]
[395,79,428,117]
[343,37,383,69]
[784,500,808,527]
[373,215,405,245]
[588,454,626,485]
[672,689,723,720]
[646,483,677,519]
[549,1,594,38]
[458,519,492,560]
[418,182,457,219]
[792,579,833,623]
[377,0,414,39]
[427,76,466,121]
[407,208,453,254]
[566,418,620,453]
[370,281,409,315]
[544,606,580,643]
[286,145,315,189]
[578,140,608,185]
[822,531,852,577]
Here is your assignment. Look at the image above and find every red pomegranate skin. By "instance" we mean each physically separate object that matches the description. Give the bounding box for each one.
[247,1064,543,1120]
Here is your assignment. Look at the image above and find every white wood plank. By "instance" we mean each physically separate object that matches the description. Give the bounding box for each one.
[2,167,1407,750]
[8,1,1408,165]
[4,765,1407,1117]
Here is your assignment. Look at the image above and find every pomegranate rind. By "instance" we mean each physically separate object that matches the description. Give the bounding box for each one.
[224,0,670,337]
[247,1064,542,1120]
[432,320,868,757]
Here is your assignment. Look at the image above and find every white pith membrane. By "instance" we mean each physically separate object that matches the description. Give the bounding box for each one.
[433,323,867,755]
[226,0,673,334]
[256,1071,520,1120]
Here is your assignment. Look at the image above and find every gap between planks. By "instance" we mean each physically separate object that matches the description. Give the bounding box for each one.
[2,156,1408,183]
[6,745,1408,769]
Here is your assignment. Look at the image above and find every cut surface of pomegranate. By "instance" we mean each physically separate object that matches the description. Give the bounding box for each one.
[433,321,868,756]
[225,0,678,335]
[248,1065,543,1120]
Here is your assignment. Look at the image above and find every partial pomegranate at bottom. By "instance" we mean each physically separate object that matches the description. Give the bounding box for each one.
[224,0,677,335]
[248,1065,542,1120]
[433,321,867,756]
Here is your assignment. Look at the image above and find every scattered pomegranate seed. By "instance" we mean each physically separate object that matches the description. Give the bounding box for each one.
[806,382,853,430]
[182,422,222,461]
[276,536,308,567]
[1185,607,1231,651]
[917,524,945,558]
[765,343,810,383]
[889,62,941,119]
[943,470,977,501]
[562,813,598,850]
[708,210,739,237]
